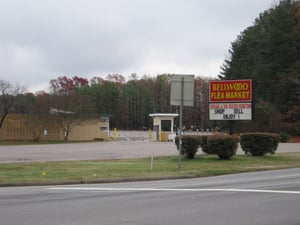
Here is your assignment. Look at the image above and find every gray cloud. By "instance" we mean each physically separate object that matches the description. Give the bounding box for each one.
[0,0,274,92]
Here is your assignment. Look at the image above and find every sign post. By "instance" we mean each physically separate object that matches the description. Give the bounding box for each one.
[170,74,194,169]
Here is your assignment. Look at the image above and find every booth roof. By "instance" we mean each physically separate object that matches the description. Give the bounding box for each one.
[149,113,179,117]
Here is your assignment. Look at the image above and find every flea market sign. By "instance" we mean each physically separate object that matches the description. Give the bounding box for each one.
[209,80,252,120]
[209,79,252,102]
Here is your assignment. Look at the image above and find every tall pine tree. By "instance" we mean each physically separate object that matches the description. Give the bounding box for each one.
[220,0,300,134]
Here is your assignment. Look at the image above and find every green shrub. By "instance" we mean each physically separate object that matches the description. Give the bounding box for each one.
[202,135,239,160]
[279,132,290,143]
[174,135,201,159]
[175,135,239,160]
[199,135,214,154]
[240,132,280,156]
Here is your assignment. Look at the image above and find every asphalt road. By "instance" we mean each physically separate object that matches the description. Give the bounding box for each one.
[0,168,299,225]
[0,141,299,163]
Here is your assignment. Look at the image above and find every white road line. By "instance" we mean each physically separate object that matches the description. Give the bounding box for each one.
[47,187,300,195]
[237,181,300,189]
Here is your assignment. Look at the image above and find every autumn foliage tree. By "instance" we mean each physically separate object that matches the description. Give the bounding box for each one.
[49,76,89,140]
[50,76,89,94]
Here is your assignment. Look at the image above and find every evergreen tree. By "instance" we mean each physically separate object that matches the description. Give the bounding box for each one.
[220,0,300,134]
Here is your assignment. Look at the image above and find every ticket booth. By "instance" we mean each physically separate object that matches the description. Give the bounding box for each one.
[149,113,178,142]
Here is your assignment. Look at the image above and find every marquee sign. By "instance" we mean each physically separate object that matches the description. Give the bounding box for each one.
[209,79,252,121]
[209,103,252,120]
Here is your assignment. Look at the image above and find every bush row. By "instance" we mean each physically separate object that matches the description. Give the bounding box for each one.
[201,135,239,160]
[240,132,280,156]
[174,135,201,159]
[175,135,239,160]
[174,132,280,159]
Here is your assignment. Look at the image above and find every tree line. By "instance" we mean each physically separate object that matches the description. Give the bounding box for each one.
[0,75,211,140]
[49,74,212,132]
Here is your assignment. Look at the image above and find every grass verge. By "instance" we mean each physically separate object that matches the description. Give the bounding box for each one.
[0,153,300,186]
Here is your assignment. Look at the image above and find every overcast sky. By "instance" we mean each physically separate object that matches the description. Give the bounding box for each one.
[0,0,275,92]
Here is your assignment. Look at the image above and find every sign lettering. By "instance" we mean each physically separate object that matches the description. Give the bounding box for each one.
[209,103,252,120]
[209,80,252,102]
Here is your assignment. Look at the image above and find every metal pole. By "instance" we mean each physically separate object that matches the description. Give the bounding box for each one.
[178,77,184,169]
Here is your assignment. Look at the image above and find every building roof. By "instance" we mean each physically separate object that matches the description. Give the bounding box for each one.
[149,113,179,118]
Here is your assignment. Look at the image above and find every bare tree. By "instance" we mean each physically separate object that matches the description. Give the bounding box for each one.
[49,85,85,140]
[20,92,53,141]
[0,80,24,128]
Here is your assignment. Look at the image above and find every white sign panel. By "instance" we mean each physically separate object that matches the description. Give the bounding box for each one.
[170,74,194,106]
[209,103,252,120]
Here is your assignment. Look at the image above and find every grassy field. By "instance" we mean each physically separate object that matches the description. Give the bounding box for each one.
[0,153,299,186]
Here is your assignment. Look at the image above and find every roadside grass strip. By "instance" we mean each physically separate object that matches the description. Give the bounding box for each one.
[1,153,300,186]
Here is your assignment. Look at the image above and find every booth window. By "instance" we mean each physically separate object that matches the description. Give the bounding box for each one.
[161,120,171,131]
[100,126,108,131]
